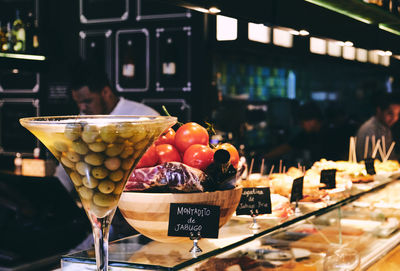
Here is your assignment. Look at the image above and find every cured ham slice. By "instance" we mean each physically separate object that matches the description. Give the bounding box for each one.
[125,162,207,192]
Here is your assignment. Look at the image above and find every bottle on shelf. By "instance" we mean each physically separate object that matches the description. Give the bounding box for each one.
[5,22,14,52]
[25,11,40,54]
[162,37,177,76]
[12,9,26,52]
[0,21,7,52]
[122,39,135,78]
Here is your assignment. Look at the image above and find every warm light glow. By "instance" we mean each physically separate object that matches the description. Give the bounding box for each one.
[344,41,354,47]
[299,30,310,36]
[12,69,19,74]
[356,48,368,62]
[216,15,238,41]
[380,55,390,66]
[248,23,270,44]
[336,41,345,46]
[273,28,293,48]
[289,30,300,35]
[369,50,380,64]
[209,7,221,14]
[327,40,341,57]
[385,51,392,56]
[310,37,326,55]
[377,50,386,56]
[190,6,209,13]
[343,46,356,60]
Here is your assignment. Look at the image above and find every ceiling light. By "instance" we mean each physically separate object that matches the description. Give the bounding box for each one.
[299,30,309,36]
[12,69,19,74]
[344,41,354,47]
[288,30,300,35]
[209,7,221,14]
[190,7,209,13]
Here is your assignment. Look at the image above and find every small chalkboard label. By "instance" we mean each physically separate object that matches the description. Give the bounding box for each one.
[320,169,337,189]
[168,203,220,239]
[236,187,272,216]
[365,158,376,175]
[290,177,304,203]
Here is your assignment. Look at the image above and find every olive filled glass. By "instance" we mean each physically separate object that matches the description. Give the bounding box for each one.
[20,115,177,271]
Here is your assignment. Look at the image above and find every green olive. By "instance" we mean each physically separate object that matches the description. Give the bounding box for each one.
[66,151,81,163]
[91,167,108,179]
[100,125,117,143]
[115,137,126,144]
[105,144,124,157]
[61,156,75,169]
[109,170,124,182]
[76,161,91,176]
[93,193,116,207]
[120,146,134,159]
[88,142,107,152]
[104,157,121,171]
[72,140,89,155]
[117,123,135,138]
[54,141,69,152]
[64,123,82,141]
[91,205,110,218]
[84,153,105,166]
[135,139,150,152]
[129,127,147,143]
[113,181,126,195]
[70,171,83,186]
[82,175,99,189]
[50,148,61,159]
[98,180,115,194]
[82,125,99,143]
[122,157,135,170]
[78,186,94,200]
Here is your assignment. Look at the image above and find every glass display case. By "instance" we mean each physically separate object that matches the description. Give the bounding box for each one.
[61,172,400,270]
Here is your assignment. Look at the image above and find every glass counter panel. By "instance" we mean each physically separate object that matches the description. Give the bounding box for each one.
[62,175,399,270]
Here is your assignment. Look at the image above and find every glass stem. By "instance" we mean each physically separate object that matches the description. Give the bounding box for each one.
[91,209,116,271]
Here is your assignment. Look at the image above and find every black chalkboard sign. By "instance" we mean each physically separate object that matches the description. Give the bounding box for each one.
[320,169,337,189]
[168,203,220,239]
[290,177,304,203]
[236,187,272,216]
[365,158,376,175]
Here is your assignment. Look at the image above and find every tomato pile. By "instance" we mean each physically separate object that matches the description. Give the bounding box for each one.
[136,122,239,171]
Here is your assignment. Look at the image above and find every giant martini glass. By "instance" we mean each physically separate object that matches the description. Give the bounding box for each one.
[20,115,177,271]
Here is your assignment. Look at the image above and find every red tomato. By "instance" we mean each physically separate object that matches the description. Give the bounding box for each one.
[136,144,158,168]
[183,144,214,171]
[215,143,240,168]
[175,122,209,153]
[155,128,175,145]
[156,144,181,163]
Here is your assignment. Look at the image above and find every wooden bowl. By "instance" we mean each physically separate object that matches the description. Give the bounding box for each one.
[118,187,243,243]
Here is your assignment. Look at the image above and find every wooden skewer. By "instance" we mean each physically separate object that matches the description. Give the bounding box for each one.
[382,136,386,159]
[348,137,353,162]
[283,166,286,174]
[260,158,265,175]
[378,145,385,161]
[372,135,376,154]
[268,165,275,176]
[364,136,369,159]
[372,139,381,159]
[352,137,357,163]
[248,158,254,179]
[384,142,396,162]
[279,160,282,174]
